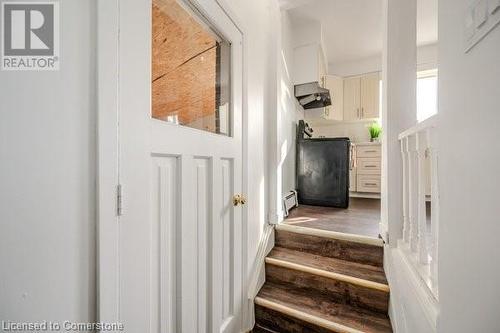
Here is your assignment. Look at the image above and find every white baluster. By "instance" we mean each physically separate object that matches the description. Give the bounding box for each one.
[401,139,410,243]
[407,135,418,253]
[427,128,439,283]
[416,131,429,264]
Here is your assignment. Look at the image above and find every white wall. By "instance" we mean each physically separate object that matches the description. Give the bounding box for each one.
[329,55,383,77]
[278,10,305,203]
[0,0,96,325]
[438,0,500,331]
[220,0,282,328]
[307,121,373,143]
[329,43,437,77]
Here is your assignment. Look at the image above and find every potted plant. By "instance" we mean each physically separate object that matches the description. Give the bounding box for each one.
[368,122,382,142]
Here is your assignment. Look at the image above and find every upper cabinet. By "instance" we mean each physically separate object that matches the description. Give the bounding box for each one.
[293,43,327,85]
[360,72,380,119]
[323,75,344,121]
[343,72,380,121]
[343,76,361,121]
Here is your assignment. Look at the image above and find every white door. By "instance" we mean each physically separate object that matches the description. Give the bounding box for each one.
[110,0,244,332]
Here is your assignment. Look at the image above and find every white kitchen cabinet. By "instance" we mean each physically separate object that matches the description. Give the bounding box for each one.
[323,75,344,121]
[360,72,380,119]
[343,76,361,121]
[343,72,380,121]
[357,158,381,174]
[350,142,381,196]
[356,144,381,158]
[357,175,381,193]
[293,43,326,85]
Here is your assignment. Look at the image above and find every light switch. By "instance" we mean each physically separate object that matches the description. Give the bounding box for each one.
[488,0,500,14]
[474,0,488,28]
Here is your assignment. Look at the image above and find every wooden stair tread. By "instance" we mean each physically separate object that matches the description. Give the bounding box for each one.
[276,224,384,247]
[275,228,384,267]
[268,247,388,286]
[256,282,392,333]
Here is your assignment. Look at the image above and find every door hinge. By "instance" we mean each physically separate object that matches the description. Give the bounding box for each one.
[117,184,123,217]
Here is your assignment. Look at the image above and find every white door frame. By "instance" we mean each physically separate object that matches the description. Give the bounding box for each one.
[97,0,120,324]
[96,0,250,329]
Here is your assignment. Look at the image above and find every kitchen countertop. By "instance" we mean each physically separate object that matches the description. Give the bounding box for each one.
[352,141,381,146]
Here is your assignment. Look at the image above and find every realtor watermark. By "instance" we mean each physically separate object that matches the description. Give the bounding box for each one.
[1,1,59,70]
[1,320,124,331]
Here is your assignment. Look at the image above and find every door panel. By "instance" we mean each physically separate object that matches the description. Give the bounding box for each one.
[150,156,179,333]
[117,0,244,332]
[360,72,380,119]
[343,76,361,121]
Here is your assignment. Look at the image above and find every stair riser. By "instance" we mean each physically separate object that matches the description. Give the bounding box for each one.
[255,304,334,333]
[275,230,384,267]
[251,324,280,333]
[266,263,389,314]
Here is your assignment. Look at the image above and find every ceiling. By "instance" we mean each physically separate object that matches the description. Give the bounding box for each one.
[287,0,438,66]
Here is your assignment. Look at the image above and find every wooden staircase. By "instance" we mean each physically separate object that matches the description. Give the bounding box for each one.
[253,224,392,333]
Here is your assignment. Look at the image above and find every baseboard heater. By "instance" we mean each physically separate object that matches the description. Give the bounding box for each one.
[283,190,299,217]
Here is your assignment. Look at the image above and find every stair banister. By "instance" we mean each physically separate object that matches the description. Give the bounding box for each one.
[398,114,439,298]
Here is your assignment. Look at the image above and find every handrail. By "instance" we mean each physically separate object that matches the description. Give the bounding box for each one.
[398,114,438,140]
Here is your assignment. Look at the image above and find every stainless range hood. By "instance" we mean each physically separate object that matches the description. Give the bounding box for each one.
[294,81,332,109]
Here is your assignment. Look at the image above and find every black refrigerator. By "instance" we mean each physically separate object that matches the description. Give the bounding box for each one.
[296,121,350,208]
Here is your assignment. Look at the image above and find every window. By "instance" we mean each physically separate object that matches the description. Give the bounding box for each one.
[152,0,231,135]
[416,69,438,122]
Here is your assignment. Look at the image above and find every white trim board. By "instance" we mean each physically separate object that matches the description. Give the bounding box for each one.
[384,246,439,332]
[97,0,120,324]
[244,224,275,331]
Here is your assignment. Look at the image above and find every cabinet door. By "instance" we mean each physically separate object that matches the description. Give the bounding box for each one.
[324,75,343,121]
[360,72,380,119]
[357,175,381,193]
[343,76,361,121]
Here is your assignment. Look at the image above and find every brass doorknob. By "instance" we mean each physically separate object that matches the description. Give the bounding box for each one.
[233,194,247,206]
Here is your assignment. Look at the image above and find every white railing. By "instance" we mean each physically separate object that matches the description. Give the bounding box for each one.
[398,114,439,299]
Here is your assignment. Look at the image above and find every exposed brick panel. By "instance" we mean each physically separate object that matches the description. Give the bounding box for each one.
[152,0,217,130]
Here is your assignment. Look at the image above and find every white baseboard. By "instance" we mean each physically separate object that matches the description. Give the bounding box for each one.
[243,223,275,331]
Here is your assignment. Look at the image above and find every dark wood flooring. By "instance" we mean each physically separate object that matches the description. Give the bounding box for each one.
[285,198,381,238]
[257,283,392,333]
[254,225,392,332]
[268,247,388,285]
